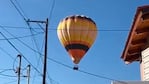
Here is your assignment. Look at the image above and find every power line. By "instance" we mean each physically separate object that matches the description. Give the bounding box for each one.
[9,3,47,80]
[1,26,57,84]
[0,69,16,78]
[0,24,128,84]
[0,24,47,83]
[0,22,56,84]
[0,32,21,54]
[36,23,45,31]
[0,25,131,32]
[0,69,14,74]
[0,25,41,29]
[12,0,47,32]
[47,57,127,84]
[15,0,28,19]
[7,1,129,84]
[0,26,45,82]
[48,0,55,20]
[0,32,43,41]
[12,56,18,73]
[28,24,45,84]
[0,26,126,84]
[78,70,127,84]
[15,0,45,32]
[10,0,26,21]
[0,46,15,60]
[0,28,126,84]
[9,3,48,82]
[0,32,42,76]
[9,0,130,33]
[0,25,43,55]
[17,0,58,81]
[0,73,17,77]
[10,0,42,33]
[4,80,17,84]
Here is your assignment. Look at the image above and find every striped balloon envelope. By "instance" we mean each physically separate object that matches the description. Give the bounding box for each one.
[57,15,97,69]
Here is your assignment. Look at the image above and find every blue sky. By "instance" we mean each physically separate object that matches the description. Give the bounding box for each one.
[0,0,149,84]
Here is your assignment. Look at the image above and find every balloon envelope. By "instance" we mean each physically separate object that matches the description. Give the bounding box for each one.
[57,15,97,64]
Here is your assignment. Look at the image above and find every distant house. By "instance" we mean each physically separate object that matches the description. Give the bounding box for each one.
[121,5,149,81]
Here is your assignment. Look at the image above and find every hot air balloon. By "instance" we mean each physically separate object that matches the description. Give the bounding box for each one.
[57,15,97,70]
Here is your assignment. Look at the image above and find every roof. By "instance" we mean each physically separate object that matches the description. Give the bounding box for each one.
[121,5,149,64]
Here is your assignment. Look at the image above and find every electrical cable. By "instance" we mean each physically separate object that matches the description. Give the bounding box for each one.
[14,0,28,19]
[10,0,26,21]
[3,80,17,84]
[0,69,14,74]
[28,25,45,84]
[10,0,39,33]
[78,70,127,84]
[0,26,127,84]
[47,57,127,84]
[0,28,55,83]
[8,1,130,84]
[12,56,18,73]
[0,32,43,41]
[0,46,15,60]
[0,25,34,29]
[0,69,16,78]
[11,1,46,75]
[0,25,45,78]
[26,21,45,84]
[47,57,72,69]
[29,26,43,63]
[0,25,43,56]
[1,25,127,84]
[0,23,128,84]
[0,32,21,54]
[0,73,17,77]
[2,24,42,72]
[37,23,45,31]
[10,0,130,33]
[0,32,42,76]
[1,27,55,84]
[9,3,49,80]
[0,25,131,32]
[48,0,55,20]
[1,25,57,84]
[32,38,44,84]
[12,56,27,74]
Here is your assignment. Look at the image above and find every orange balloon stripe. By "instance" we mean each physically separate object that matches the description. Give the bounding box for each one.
[68,49,86,64]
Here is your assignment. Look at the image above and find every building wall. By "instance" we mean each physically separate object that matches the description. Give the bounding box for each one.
[141,48,149,81]
[112,81,149,84]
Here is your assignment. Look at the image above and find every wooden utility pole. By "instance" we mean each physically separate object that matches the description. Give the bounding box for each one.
[27,65,31,84]
[42,18,48,84]
[27,19,48,84]
[17,54,22,84]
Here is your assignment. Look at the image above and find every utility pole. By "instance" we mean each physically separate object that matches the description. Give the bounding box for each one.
[17,54,22,84]
[43,18,48,84]
[27,65,31,84]
[27,18,48,84]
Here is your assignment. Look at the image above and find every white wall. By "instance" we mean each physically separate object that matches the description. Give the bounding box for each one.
[141,48,149,81]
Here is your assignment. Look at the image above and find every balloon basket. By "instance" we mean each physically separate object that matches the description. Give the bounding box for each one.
[73,65,79,70]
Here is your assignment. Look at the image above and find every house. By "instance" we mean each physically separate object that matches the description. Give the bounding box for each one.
[121,5,149,81]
